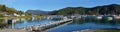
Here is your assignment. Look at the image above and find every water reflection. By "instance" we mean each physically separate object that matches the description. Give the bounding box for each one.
[72,18,119,25]
[0,18,41,29]
[0,19,8,28]
[0,16,120,32]
[46,18,120,32]
[7,18,57,28]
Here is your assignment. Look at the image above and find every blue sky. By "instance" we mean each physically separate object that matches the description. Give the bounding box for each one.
[0,0,120,12]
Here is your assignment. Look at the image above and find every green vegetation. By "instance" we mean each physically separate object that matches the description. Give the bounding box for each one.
[0,14,3,17]
[0,4,22,14]
[0,4,32,19]
[0,4,32,29]
[50,4,120,15]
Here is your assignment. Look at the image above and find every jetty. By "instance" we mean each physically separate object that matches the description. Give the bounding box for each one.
[16,19,73,32]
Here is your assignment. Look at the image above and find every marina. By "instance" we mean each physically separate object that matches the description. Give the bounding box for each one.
[0,15,120,32]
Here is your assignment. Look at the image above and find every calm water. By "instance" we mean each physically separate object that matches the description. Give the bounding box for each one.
[8,19,58,28]
[1,17,120,32]
[46,18,120,32]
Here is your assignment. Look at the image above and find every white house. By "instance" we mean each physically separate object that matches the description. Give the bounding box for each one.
[14,13,20,16]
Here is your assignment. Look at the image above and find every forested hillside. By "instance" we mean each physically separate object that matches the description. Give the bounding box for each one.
[0,4,23,15]
[50,4,120,15]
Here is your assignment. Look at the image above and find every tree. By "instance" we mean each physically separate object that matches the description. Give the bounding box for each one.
[0,5,6,11]
[50,4,120,15]
[16,11,24,15]
[6,8,17,14]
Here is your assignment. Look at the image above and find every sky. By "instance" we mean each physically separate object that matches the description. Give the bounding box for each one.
[0,0,120,12]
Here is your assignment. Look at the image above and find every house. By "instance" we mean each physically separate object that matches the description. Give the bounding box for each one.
[13,13,20,16]
[0,12,8,16]
[22,14,25,16]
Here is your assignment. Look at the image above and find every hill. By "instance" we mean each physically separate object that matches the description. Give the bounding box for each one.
[50,4,120,15]
[26,10,50,15]
[0,4,23,17]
